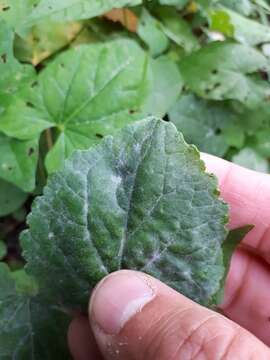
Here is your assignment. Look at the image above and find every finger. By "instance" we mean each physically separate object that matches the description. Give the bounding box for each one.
[201,154,270,344]
[223,248,270,346]
[68,315,103,360]
[89,270,270,360]
[201,153,270,254]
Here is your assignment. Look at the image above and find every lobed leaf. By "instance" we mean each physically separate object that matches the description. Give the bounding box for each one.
[0,39,181,174]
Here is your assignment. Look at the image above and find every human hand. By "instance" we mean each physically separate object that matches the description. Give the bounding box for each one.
[68,154,270,359]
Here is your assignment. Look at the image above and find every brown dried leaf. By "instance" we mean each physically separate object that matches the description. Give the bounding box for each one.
[104,8,138,32]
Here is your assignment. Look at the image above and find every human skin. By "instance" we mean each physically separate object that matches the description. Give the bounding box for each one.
[68,153,270,359]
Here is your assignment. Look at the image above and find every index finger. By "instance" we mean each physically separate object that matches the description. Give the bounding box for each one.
[201,153,270,254]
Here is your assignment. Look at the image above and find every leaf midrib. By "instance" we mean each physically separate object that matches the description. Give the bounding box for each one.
[117,121,159,269]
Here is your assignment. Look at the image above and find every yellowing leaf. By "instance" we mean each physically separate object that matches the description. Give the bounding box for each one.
[186,1,198,13]
[15,21,82,65]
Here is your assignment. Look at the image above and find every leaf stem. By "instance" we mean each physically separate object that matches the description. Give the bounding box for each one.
[38,154,47,187]
[45,129,53,151]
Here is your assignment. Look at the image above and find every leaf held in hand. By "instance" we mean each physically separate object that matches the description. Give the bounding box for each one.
[21,118,228,311]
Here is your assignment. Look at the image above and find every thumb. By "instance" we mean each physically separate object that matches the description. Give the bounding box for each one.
[89,270,270,360]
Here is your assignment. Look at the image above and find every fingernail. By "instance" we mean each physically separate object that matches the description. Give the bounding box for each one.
[89,271,155,335]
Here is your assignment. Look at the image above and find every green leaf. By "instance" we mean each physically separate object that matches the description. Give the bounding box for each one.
[0,97,52,139]
[144,55,183,118]
[254,130,270,158]
[0,240,6,259]
[180,41,270,108]
[222,124,245,149]
[0,39,151,165]
[209,9,234,37]
[44,132,76,174]
[223,225,253,270]
[232,147,269,173]
[0,19,35,98]
[210,7,270,46]
[0,0,37,36]
[155,7,199,53]
[21,118,228,311]
[168,94,240,157]
[138,8,170,57]
[0,264,72,359]
[159,0,189,6]
[23,0,142,28]
[0,179,27,217]
[196,0,220,9]
[220,0,253,16]
[0,133,38,192]
[0,39,181,174]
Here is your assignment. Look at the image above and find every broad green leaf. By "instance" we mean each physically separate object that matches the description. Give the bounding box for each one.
[155,7,199,53]
[0,40,151,166]
[0,39,181,173]
[168,94,238,157]
[0,240,6,258]
[21,118,228,311]
[232,147,269,173]
[222,125,245,149]
[0,179,27,217]
[238,103,270,133]
[210,7,270,46]
[0,97,52,139]
[0,264,71,359]
[138,8,169,57]
[180,41,270,108]
[143,55,183,118]
[209,9,234,37]
[0,0,37,36]
[23,0,142,28]
[0,133,38,192]
[0,19,35,98]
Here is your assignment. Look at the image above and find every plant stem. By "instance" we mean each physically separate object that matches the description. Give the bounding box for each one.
[45,128,53,151]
